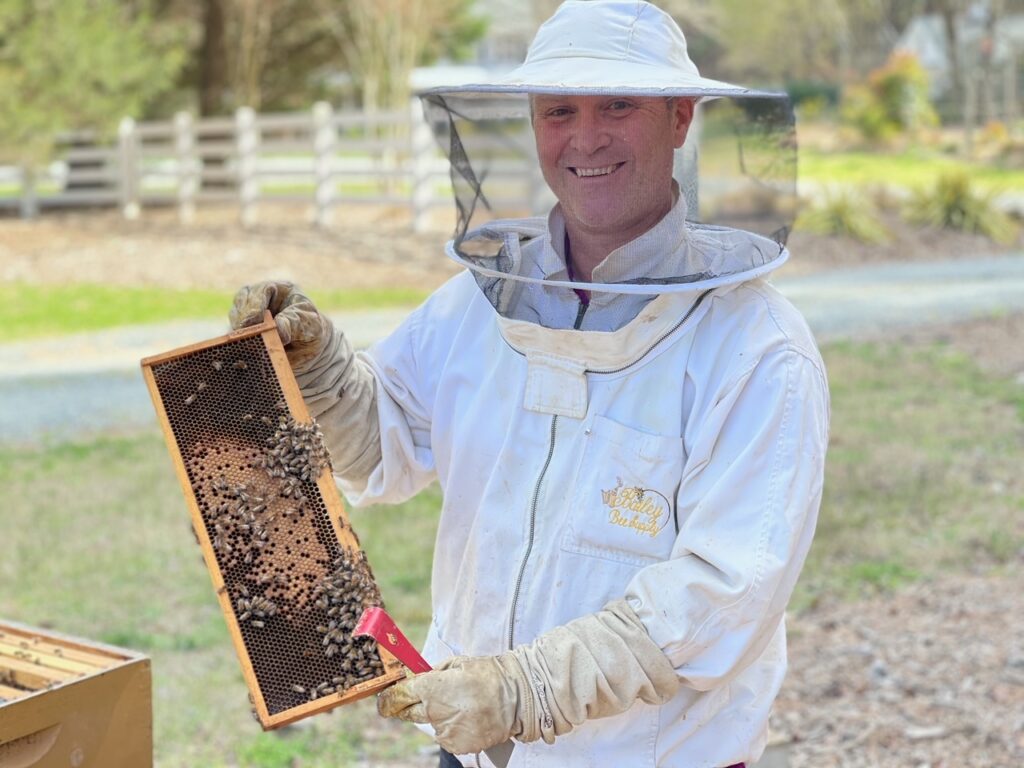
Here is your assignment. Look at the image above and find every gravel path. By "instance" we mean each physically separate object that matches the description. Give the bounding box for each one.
[3,254,1024,446]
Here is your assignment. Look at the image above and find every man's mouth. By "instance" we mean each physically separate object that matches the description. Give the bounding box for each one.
[570,163,624,178]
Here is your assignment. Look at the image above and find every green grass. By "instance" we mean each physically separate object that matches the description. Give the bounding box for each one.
[796,339,1024,609]
[0,283,431,342]
[1,337,1021,764]
[799,148,1024,194]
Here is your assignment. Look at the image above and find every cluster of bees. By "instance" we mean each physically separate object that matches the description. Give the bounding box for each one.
[235,585,279,629]
[206,477,275,565]
[261,414,332,484]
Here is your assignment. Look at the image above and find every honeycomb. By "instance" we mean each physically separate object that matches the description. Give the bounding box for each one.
[142,323,401,726]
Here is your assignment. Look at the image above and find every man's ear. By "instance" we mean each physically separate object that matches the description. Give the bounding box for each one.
[672,98,696,148]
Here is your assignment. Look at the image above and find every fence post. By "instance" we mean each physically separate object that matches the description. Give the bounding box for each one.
[964,70,978,159]
[118,117,140,220]
[236,106,259,227]
[1005,51,1018,131]
[175,111,197,224]
[313,101,336,228]
[19,165,38,219]
[410,97,435,232]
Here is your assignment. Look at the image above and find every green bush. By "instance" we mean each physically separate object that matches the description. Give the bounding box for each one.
[795,187,890,244]
[841,52,939,143]
[906,171,1019,245]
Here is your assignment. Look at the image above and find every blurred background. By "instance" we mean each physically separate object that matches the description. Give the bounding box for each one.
[1,1,1023,766]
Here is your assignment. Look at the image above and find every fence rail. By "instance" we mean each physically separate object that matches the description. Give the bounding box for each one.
[0,100,541,231]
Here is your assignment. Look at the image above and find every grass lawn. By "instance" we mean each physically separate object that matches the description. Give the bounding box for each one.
[1,337,1021,765]
[799,148,1024,194]
[0,283,431,342]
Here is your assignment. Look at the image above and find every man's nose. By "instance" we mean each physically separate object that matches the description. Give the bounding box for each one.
[569,111,611,155]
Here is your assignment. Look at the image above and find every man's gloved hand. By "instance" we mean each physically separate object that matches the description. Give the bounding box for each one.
[377,599,679,755]
[229,280,333,371]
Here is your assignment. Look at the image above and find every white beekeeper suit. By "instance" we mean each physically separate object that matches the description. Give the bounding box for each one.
[232,2,829,766]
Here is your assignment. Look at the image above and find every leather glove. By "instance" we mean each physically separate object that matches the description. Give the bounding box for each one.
[377,599,679,755]
[228,280,382,482]
[229,280,332,371]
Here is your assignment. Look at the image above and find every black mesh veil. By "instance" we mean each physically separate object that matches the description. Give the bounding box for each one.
[418,88,797,330]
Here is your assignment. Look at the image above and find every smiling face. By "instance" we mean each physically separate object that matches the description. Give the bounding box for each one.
[531,94,694,246]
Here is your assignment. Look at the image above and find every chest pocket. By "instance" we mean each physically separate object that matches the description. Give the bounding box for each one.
[561,415,684,567]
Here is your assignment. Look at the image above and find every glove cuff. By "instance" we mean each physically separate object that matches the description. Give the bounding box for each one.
[507,599,680,744]
[293,327,382,482]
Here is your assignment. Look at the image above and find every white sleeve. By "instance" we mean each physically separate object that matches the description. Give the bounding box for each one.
[625,346,830,690]
[336,309,438,507]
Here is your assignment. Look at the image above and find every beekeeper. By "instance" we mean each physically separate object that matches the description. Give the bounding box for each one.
[230,1,829,766]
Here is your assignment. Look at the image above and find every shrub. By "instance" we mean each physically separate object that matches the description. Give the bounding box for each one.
[795,187,890,244]
[905,171,1019,245]
[841,52,939,143]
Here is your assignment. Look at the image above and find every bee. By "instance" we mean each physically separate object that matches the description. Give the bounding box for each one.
[239,611,251,622]
[275,400,287,410]
[184,393,197,406]
[251,620,265,628]
[242,414,254,422]
[234,360,248,370]
[196,381,208,392]
[212,360,224,371]
[260,416,274,427]
[290,684,306,694]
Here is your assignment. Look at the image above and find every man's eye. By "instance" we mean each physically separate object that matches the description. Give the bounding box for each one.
[545,107,572,118]
[607,100,633,112]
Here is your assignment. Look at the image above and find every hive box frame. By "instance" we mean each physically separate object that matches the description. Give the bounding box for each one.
[0,619,152,767]
[140,314,404,729]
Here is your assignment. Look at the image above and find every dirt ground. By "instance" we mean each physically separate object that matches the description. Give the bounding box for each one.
[775,569,1024,767]
[2,206,1023,767]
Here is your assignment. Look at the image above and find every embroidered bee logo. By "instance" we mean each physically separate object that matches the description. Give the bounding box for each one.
[601,481,672,538]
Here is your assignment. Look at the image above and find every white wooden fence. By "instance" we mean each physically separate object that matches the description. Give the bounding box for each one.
[0,100,542,231]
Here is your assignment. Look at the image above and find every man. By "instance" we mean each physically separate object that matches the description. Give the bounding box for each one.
[230,2,829,766]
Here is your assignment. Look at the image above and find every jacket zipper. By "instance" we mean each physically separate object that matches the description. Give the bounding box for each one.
[507,413,558,649]
[504,289,711,649]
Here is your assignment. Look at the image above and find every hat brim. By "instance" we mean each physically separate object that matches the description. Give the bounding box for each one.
[417,57,783,100]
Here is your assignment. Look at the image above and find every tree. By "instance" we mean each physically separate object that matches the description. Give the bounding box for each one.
[0,0,185,163]
[315,0,488,113]
[170,0,485,116]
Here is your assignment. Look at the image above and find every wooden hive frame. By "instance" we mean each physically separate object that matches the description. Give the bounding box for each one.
[0,619,152,766]
[140,313,404,729]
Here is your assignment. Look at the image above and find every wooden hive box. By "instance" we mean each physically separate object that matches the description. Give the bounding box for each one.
[0,619,152,767]
[140,313,404,730]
